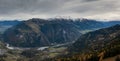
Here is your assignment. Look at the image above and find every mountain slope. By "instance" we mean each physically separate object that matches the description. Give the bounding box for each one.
[71,24,120,52]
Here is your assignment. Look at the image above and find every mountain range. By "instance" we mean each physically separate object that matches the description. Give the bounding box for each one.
[2,18,120,47]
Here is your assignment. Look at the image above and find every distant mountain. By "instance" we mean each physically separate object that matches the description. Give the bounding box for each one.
[2,18,120,47]
[0,20,20,26]
[0,20,21,33]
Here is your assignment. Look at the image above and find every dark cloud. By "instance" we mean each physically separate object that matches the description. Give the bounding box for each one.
[82,0,99,2]
[0,0,119,20]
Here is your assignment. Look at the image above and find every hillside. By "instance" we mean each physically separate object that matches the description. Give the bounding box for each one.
[71,24,120,52]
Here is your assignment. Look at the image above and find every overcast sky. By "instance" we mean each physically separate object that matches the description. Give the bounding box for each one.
[0,0,120,20]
